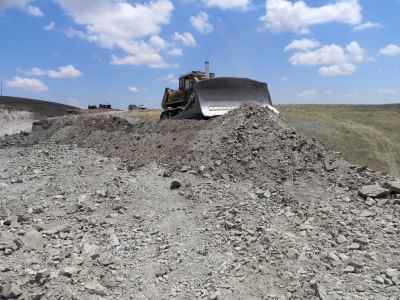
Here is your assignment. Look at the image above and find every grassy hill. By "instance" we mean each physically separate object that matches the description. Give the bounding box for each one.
[0,96,81,118]
[279,104,400,176]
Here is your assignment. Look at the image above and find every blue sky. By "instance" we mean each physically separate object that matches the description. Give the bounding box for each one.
[1,0,400,108]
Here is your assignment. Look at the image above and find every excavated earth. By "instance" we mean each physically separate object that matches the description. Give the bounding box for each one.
[0,105,400,299]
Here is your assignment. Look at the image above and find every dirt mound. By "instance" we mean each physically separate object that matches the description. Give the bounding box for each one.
[179,105,341,182]
[1,104,379,186]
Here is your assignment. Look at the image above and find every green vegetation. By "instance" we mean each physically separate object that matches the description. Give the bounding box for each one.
[279,104,400,176]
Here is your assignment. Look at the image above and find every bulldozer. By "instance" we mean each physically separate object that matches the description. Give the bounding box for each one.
[160,61,278,119]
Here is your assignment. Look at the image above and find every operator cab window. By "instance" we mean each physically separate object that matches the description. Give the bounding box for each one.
[185,79,191,90]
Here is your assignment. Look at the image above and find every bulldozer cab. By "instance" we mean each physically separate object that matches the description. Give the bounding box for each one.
[178,71,215,92]
[179,77,193,91]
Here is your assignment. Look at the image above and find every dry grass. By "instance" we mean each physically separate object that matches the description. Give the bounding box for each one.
[114,109,161,123]
[279,104,400,176]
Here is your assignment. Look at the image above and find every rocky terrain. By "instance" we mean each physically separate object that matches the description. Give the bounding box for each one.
[0,110,34,137]
[0,105,399,299]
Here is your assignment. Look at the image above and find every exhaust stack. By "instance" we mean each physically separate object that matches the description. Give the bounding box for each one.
[205,61,210,79]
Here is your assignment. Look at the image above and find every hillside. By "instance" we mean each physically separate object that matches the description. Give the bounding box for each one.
[0,96,81,118]
[279,104,400,176]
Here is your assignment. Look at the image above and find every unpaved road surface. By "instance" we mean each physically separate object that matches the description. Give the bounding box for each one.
[0,110,34,137]
[0,105,400,299]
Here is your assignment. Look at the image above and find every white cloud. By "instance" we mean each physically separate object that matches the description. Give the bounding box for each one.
[56,0,174,68]
[48,65,82,79]
[380,44,400,57]
[202,0,249,10]
[149,35,167,49]
[261,0,362,34]
[298,89,318,98]
[65,27,86,39]
[0,0,43,16]
[167,48,183,57]
[353,21,383,32]
[319,63,355,76]
[128,86,140,93]
[44,21,56,31]
[27,67,47,76]
[111,50,168,69]
[191,12,214,34]
[285,39,320,51]
[23,65,82,79]
[173,32,197,47]
[6,77,48,92]
[287,41,365,76]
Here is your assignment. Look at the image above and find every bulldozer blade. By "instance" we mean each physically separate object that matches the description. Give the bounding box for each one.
[193,77,273,118]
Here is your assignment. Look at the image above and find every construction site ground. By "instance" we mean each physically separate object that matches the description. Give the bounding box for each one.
[0,105,399,299]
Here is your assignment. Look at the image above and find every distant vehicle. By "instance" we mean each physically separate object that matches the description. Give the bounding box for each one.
[88,105,97,110]
[99,104,112,109]
[128,104,146,111]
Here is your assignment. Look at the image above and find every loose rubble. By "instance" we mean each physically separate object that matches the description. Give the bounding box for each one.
[0,105,399,299]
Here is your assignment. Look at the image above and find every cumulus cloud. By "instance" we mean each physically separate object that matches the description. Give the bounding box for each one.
[149,35,167,50]
[56,0,174,68]
[44,21,56,31]
[319,63,355,76]
[6,77,48,92]
[173,32,197,47]
[261,0,362,34]
[202,0,249,10]
[285,39,320,51]
[287,41,365,76]
[167,48,183,57]
[48,65,82,79]
[191,12,214,34]
[0,0,43,16]
[23,65,82,79]
[353,21,383,32]
[379,44,400,57]
[111,48,168,69]
[64,27,86,39]
[128,86,139,93]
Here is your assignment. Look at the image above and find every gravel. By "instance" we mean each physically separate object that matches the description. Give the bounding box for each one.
[0,105,399,299]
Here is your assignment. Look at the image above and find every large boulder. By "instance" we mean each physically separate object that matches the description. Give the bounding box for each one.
[358,184,389,198]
